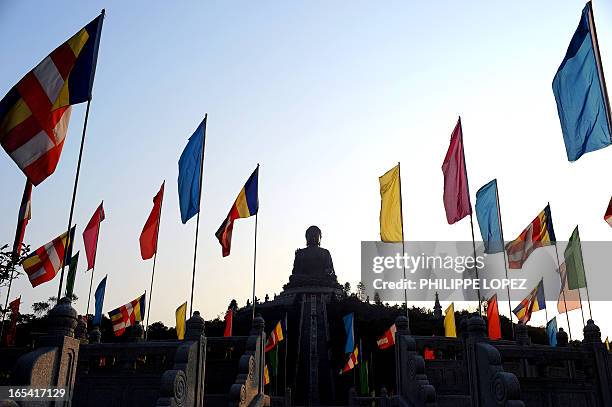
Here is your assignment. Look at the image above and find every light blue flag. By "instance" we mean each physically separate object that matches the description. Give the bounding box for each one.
[475,180,504,254]
[547,317,558,347]
[343,313,354,353]
[93,275,107,326]
[553,3,611,162]
[178,118,207,224]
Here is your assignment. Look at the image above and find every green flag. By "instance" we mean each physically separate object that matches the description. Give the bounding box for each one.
[564,226,586,290]
[359,359,369,395]
[65,251,80,298]
[269,346,278,377]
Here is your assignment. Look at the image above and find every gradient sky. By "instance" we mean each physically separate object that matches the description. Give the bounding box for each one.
[1,1,612,338]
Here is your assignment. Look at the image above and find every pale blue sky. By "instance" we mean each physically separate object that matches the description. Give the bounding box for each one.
[1,1,612,337]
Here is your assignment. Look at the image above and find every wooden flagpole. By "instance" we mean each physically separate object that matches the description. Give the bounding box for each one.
[145,182,165,336]
[495,180,516,338]
[189,114,208,317]
[396,162,409,321]
[86,203,104,316]
[251,164,260,320]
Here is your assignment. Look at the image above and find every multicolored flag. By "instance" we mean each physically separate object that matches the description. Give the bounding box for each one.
[93,275,106,326]
[0,14,104,185]
[12,181,32,260]
[178,117,206,224]
[64,251,79,298]
[513,280,546,324]
[564,226,587,290]
[3,297,20,347]
[224,308,233,337]
[442,118,472,224]
[379,165,402,242]
[83,202,105,270]
[265,319,286,352]
[505,205,556,269]
[175,302,187,340]
[376,323,396,350]
[140,182,164,260]
[109,293,146,336]
[475,180,504,254]
[557,262,582,314]
[444,303,456,338]
[553,2,612,162]
[340,346,359,375]
[547,317,558,347]
[216,167,259,257]
[487,294,502,340]
[343,313,355,353]
[22,226,75,287]
[605,197,612,227]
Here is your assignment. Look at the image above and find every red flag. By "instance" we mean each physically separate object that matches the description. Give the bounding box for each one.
[83,202,105,270]
[224,309,233,337]
[424,347,436,360]
[3,297,20,346]
[605,197,612,227]
[140,182,164,260]
[12,181,32,260]
[376,324,396,350]
[487,294,502,340]
[442,118,472,224]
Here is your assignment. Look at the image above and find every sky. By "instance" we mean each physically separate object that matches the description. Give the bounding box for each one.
[1,1,612,338]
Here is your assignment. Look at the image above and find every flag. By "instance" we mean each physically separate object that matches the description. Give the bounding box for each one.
[109,293,146,336]
[64,251,79,298]
[12,181,32,260]
[547,317,558,347]
[487,294,502,340]
[564,226,586,290]
[359,360,369,396]
[264,365,270,385]
[83,202,105,270]
[442,118,472,224]
[215,167,259,257]
[269,346,279,377]
[553,2,612,162]
[343,313,355,353]
[506,205,556,269]
[606,337,610,351]
[340,346,359,375]
[513,280,546,324]
[444,303,456,338]
[178,118,206,224]
[265,319,286,352]
[224,308,233,337]
[475,180,504,254]
[0,14,104,185]
[22,226,74,287]
[175,302,187,340]
[605,197,612,227]
[3,297,20,347]
[376,323,397,350]
[379,165,403,242]
[140,182,164,260]
[557,262,582,314]
[424,347,436,360]
[93,275,106,325]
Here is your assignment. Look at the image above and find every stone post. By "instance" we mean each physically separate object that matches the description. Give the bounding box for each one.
[515,322,531,346]
[74,316,89,344]
[185,311,206,407]
[556,328,568,348]
[582,320,612,405]
[88,326,101,344]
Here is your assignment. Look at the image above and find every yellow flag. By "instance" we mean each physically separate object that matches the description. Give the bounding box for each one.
[175,302,187,340]
[264,365,270,385]
[444,303,456,338]
[606,337,610,351]
[379,165,403,242]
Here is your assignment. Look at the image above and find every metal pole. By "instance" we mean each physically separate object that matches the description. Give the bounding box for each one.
[396,162,409,322]
[576,227,593,320]
[284,312,288,393]
[251,209,259,320]
[553,242,573,341]
[495,180,515,338]
[189,114,208,317]
[145,182,165,336]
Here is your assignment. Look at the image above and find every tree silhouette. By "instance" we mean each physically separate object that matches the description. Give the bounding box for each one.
[0,243,30,288]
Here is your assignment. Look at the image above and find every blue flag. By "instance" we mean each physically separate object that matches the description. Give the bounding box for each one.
[475,180,504,254]
[547,317,558,347]
[553,3,612,162]
[343,313,354,353]
[93,275,107,326]
[178,118,207,224]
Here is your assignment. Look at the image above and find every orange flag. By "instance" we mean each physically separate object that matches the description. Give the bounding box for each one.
[557,262,582,314]
[224,309,233,337]
[140,182,164,260]
[487,294,502,340]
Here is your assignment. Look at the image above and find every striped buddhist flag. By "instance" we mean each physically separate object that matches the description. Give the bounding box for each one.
[505,205,556,269]
[22,226,75,287]
[513,280,546,324]
[265,319,286,352]
[12,181,32,260]
[340,346,359,375]
[108,293,146,336]
[215,166,259,257]
[0,13,104,185]
[376,324,396,350]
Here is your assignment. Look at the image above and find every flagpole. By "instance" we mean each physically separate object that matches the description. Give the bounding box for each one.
[396,162,409,321]
[495,180,515,338]
[0,259,17,343]
[189,114,208,317]
[542,279,550,327]
[553,242,573,341]
[251,163,260,320]
[86,204,103,316]
[457,117,482,316]
[577,231,593,320]
[145,182,165,336]
[283,312,288,394]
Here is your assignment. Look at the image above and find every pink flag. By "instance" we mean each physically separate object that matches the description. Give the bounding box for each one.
[557,262,581,314]
[442,118,472,224]
[83,202,105,270]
